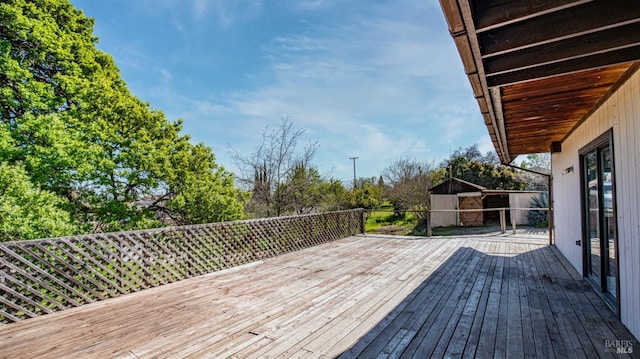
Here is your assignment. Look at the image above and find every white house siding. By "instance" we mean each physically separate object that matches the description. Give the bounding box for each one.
[431,194,458,227]
[552,68,640,339]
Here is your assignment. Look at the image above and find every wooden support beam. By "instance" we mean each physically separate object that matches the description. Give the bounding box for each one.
[472,0,588,31]
[478,0,640,56]
[487,45,640,87]
[484,22,640,76]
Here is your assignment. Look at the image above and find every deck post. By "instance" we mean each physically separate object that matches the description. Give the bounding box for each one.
[426,210,432,237]
[511,209,517,235]
[360,209,366,234]
[500,209,506,234]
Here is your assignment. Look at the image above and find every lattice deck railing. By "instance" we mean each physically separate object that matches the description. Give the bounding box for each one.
[0,209,364,325]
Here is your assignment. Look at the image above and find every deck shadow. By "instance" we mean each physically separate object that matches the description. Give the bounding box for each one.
[339,244,639,358]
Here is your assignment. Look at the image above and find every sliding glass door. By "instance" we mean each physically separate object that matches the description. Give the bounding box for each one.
[581,131,617,308]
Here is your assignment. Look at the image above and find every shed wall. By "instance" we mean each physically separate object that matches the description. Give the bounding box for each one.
[431,194,457,227]
[552,69,640,339]
[509,193,540,225]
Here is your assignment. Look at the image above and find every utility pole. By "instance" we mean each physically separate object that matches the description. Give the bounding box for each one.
[349,156,358,189]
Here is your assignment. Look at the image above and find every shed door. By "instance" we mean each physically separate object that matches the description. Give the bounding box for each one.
[459,196,483,227]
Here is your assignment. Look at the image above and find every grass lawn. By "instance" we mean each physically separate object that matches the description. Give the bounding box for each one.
[365,205,547,237]
[365,206,418,235]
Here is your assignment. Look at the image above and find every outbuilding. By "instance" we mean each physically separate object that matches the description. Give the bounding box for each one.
[429,177,543,227]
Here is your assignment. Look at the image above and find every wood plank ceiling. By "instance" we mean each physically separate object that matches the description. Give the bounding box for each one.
[439,0,640,163]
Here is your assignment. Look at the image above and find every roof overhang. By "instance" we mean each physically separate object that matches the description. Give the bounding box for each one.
[439,0,640,163]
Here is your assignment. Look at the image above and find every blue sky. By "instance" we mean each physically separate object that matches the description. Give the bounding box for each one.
[70,0,491,185]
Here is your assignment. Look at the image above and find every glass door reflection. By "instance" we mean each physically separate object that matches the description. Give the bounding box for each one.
[582,140,617,307]
[601,148,616,299]
[585,152,601,283]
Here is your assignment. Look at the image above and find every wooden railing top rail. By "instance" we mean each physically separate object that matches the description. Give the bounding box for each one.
[0,209,365,246]
[0,209,365,325]
[365,208,549,213]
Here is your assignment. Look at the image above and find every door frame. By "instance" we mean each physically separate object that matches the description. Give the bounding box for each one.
[579,128,620,315]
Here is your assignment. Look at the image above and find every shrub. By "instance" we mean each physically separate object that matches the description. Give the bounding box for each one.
[528,192,549,227]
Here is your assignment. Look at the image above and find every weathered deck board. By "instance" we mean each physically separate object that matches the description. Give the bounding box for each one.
[0,234,638,358]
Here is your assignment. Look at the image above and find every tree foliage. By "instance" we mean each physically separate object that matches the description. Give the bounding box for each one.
[0,0,244,239]
[319,178,348,212]
[520,153,551,172]
[231,116,318,217]
[382,158,436,222]
[343,177,383,211]
[0,162,77,241]
[519,153,551,191]
[163,143,246,225]
[275,164,326,215]
[439,145,527,190]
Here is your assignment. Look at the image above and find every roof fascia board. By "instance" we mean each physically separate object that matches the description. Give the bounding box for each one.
[456,0,511,164]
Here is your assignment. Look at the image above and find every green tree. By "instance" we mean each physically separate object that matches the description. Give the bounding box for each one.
[319,178,347,211]
[343,177,383,211]
[382,158,436,223]
[164,142,246,225]
[1,0,245,236]
[275,163,325,215]
[519,153,550,191]
[231,116,318,218]
[0,0,98,122]
[440,145,526,190]
[520,153,551,172]
[0,162,77,241]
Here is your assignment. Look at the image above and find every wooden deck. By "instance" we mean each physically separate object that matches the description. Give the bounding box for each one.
[1,233,638,358]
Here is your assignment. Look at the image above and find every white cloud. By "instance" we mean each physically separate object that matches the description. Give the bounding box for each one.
[136,0,264,26]
[294,0,331,10]
[182,1,480,177]
[107,0,486,179]
[195,0,264,26]
[192,0,208,19]
[158,68,172,81]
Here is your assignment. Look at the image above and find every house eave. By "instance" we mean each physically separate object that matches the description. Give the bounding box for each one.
[439,0,640,163]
